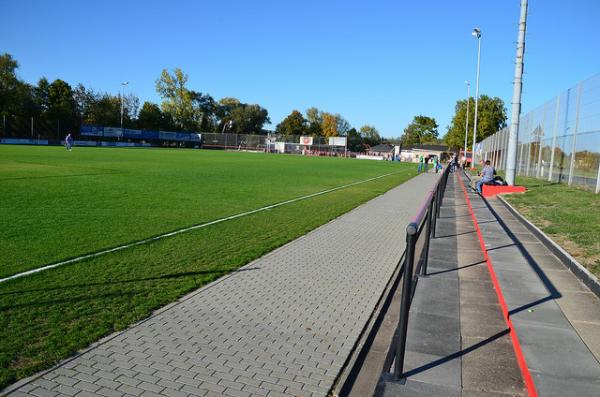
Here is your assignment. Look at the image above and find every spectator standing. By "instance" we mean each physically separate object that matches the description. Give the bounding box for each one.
[65,133,73,151]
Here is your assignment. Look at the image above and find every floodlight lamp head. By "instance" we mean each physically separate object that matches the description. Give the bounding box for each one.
[465,80,470,86]
[472,28,481,38]
[122,81,129,86]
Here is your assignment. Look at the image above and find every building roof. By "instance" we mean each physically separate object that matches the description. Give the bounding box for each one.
[368,143,394,152]
[405,144,449,152]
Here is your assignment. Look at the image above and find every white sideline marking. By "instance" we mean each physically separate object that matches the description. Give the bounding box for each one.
[1,171,401,284]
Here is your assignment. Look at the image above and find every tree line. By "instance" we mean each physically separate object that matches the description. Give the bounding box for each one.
[0,53,273,137]
[275,109,383,151]
[1,52,507,150]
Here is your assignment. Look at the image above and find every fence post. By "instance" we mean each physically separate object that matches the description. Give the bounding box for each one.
[536,103,547,178]
[568,82,583,186]
[595,162,600,194]
[394,223,418,380]
[525,115,532,176]
[548,95,560,182]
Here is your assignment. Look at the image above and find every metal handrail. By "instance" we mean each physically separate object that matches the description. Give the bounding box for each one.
[392,165,451,379]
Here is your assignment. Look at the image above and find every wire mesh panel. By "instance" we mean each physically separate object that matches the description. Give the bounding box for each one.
[480,73,600,192]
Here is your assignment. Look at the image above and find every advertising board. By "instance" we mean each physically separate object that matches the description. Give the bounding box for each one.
[300,136,313,145]
[328,137,347,147]
[103,127,123,138]
[80,125,103,136]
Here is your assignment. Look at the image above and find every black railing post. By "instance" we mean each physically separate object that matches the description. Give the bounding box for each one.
[421,198,435,276]
[394,222,418,380]
[435,166,449,220]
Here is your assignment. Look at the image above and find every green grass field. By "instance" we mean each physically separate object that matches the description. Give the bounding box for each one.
[0,145,417,389]
[504,176,600,278]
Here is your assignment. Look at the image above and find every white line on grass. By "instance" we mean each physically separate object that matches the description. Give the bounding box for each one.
[1,171,402,284]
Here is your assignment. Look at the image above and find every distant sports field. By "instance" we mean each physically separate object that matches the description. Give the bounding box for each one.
[0,145,416,388]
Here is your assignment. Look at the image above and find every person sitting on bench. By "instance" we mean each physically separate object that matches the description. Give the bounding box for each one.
[476,160,495,194]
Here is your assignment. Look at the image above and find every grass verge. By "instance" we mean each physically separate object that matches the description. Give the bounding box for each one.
[503,176,600,278]
[0,146,410,278]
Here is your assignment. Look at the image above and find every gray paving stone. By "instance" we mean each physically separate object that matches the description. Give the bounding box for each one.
[378,377,461,397]
[74,391,101,397]
[401,350,461,389]
[405,312,460,356]
[29,388,59,397]
[179,385,207,396]
[241,384,269,396]
[117,384,143,396]
[73,380,101,393]
[53,384,79,396]
[530,372,600,397]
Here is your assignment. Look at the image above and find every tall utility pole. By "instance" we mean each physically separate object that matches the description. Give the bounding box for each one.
[464,81,471,161]
[120,81,129,130]
[506,0,528,185]
[471,27,482,168]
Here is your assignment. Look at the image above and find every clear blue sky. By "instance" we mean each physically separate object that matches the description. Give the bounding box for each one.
[2,0,599,138]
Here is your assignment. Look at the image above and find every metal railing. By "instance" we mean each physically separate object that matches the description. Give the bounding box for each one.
[391,164,450,379]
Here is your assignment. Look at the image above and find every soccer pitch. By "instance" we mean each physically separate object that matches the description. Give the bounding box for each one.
[0,145,416,388]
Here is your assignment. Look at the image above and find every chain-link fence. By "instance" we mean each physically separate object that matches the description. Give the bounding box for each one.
[0,120,352,155]
[480,73,600,193]
[0,114,75,143]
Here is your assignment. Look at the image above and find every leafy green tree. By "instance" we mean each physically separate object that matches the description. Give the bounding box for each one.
[216,98,269,134]
[360,125,381,146]
[155,68,197,131]
[72,83,138,129]
[0,53,22,117]
[137,102,165,130]
[307,121,323,136]
[444,95,507,149]
[346,127,363,152]
[305,107,323,136]
[190,91,216,131]
[305,107,322,125]
[276,110,308,135]
[401,115,438,145]
[216,97,240,132]
[33,78,50,114]
[47,79,77,132]
[155,68,215,131]
[229,104,270,134]
[85,94,121,127]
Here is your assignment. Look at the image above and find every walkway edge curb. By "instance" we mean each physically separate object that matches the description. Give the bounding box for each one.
[331,252,405,397]
[497,195,600,299]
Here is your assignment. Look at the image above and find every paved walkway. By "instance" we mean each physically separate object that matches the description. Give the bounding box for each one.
[4,173,438,397]
[377,172,525,397]
[376,171,600,397]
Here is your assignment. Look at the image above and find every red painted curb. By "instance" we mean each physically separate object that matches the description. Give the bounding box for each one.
[482,185,527,197]
[457,174,538,397]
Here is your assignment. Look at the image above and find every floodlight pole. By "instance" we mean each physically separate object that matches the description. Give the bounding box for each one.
[471,28,482,169]
[506,0,528,185]
[464,81,470,163]
[120,81,129,131]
